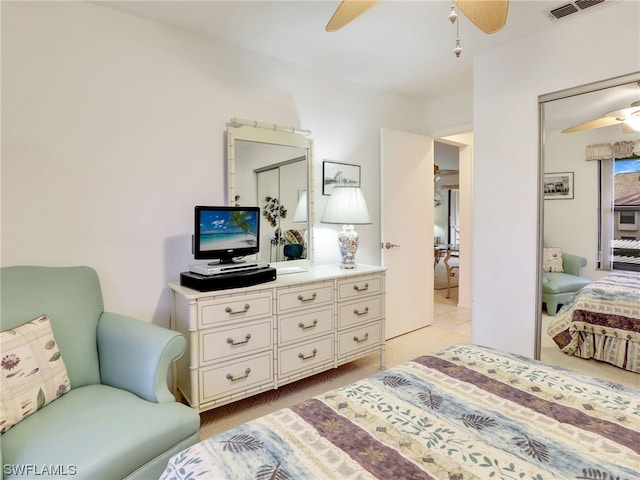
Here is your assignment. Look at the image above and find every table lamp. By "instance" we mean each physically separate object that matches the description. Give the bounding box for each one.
[321,186,371,268]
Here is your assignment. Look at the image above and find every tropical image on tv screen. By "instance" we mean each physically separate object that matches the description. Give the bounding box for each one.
[199,210,258,251]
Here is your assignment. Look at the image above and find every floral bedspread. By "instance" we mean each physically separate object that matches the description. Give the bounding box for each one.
[161,344,639,480]
[547,271,640,373]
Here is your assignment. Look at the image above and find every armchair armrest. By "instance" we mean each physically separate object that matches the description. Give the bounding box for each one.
[97,312,186,403]
[562,253,587,276]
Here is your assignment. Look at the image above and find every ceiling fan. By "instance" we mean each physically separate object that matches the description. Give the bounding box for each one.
[562,83,640,134]
[325,0,509,34]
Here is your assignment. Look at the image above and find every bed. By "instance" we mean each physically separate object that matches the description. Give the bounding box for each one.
[547,271,640,373]
[160,344,639,480]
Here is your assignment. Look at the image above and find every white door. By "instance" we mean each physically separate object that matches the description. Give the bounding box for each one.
[381,129,434,339]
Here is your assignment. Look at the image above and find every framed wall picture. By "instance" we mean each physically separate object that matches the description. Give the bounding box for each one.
[544,171,574,200]
[322,161,361,195]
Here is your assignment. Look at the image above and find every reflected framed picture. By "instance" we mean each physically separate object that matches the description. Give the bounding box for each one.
[322,161,361,195]
[544,171,574,200]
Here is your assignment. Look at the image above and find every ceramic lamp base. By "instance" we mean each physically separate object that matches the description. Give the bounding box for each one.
[338,224,359,269]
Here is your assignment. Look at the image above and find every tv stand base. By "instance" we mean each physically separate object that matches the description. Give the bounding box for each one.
[180,267,276,292]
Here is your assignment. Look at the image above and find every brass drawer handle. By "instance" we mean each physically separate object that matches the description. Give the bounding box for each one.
[227,333,251,346]
[353,283,369,292]
[298,319,318,330]
[226,368,251,382]
[353,306,370,316]
[225,304,250,315]
[297,292,317,303]
[298,348,318,360]
[353,333,369,343]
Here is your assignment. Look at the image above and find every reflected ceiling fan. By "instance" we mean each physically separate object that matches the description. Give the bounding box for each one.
[434,165,459,180]
[435,166,459,175]
[562,83,640,134]
[325,0,509,34]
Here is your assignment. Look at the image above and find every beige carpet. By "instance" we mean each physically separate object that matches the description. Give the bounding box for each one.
[199,324,470,441]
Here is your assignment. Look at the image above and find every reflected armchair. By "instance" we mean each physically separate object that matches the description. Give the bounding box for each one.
[542,251,591,315]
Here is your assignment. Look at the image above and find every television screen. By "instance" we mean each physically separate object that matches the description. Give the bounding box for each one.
[194,206,260,263]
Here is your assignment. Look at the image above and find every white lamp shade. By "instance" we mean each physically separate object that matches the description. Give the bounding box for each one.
[321,186,371,225]
[293,191,308,223]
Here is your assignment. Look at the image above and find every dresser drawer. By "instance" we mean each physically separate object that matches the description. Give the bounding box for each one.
[200,319,273,364]
[338,296,382,329]
[278,335,334,377]
[277,282,333,313]
[278,306,334,345]
[200,352,274,403]
[337,275,383,301]
[199,291,272,328]
[338,321,382,358]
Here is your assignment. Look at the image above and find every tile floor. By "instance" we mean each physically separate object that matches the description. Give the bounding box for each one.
[433,285,471,337]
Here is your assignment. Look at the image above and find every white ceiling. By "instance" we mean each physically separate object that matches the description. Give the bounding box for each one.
[97,0,639,131]
[97,0,578,101]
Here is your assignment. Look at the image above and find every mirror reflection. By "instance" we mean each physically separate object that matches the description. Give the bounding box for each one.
[236,141,307,262]
[227,120,313,266]
[538,74,640,366]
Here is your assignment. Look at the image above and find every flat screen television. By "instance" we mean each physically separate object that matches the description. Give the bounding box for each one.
[194,205,260,264]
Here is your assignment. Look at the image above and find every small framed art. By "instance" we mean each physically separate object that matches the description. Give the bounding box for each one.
[544,171,574,200]
[322,161,361,195]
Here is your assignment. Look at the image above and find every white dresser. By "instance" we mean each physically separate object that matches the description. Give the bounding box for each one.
[169,264,386,413]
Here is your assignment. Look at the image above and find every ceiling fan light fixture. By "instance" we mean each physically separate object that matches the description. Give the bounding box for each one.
[623,116,640,132]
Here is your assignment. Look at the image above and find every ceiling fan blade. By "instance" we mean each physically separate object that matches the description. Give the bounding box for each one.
[326,0,379,32]
[605,105,640,120]
[562,116,622,134]
[456,0,509,34]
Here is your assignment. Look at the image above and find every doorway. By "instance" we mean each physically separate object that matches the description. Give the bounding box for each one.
[434,141,460,304]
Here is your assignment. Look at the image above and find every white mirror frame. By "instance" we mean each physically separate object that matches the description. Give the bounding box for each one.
[535,71,640,359]
[226,118,314,266]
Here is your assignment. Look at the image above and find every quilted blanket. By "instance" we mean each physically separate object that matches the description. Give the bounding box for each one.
[161,344,639,480]
[547,271,640,372]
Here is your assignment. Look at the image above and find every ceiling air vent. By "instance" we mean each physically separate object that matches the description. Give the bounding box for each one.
[575,0,605,10]
[548,0,605,21]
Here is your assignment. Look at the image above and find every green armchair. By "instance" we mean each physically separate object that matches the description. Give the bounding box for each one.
[542,253,591,316]
[0,266,200,479]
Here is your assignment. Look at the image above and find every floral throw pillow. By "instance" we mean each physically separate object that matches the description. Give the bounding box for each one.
[542,247,564,273]
[0,315,70,434]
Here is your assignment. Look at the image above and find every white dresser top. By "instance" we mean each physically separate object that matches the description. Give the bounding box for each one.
[170,263,386,299]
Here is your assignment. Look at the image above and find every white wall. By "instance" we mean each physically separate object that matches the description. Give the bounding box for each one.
[1,2,422,326]
[470,1,640,357]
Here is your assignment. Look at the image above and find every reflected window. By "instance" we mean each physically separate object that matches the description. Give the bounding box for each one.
[599,157,640,271]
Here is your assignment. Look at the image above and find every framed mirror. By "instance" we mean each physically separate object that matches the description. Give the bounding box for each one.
[227,118,314,267]
[536,72,640,361]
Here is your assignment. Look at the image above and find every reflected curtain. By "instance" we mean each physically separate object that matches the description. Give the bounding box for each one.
[586,140,640,160]
[599,159,615,270]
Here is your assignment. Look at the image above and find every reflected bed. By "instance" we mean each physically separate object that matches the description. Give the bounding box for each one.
[547,271,640,373]
[161,344,639,480]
